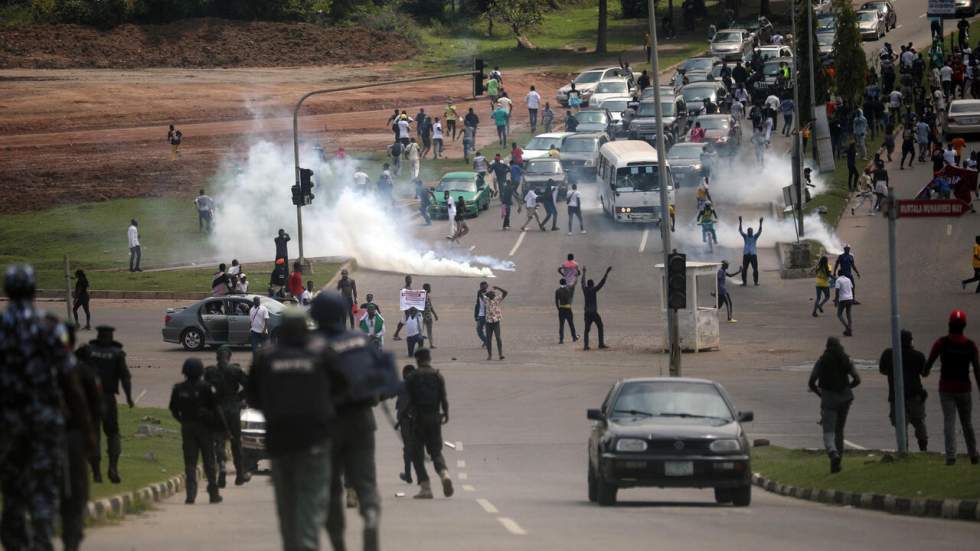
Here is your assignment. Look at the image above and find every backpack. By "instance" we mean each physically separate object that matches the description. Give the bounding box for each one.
[315,332,399,404]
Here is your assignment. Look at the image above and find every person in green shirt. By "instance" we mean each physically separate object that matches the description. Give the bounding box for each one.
[492,105,509,146]
[487,77,501,110]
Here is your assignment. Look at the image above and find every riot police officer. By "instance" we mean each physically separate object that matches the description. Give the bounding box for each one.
[79,325,134,483]
[247,309,340,551]
[405,348,454,499]
[169,358,222,504]
[309,292,398,551]
[205,345,251,487]
[1,264,95,551]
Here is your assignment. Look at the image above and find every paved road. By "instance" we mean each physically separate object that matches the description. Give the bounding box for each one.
[47,5,980,549]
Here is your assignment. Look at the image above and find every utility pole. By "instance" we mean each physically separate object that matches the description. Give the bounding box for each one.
[648,0,681,376]
[790,0,804,239]
[806,0,817,124]
[886,188,908,454]
[63,254,72,322]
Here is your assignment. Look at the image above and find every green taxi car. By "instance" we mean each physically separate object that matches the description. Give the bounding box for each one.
[428,171,491,219]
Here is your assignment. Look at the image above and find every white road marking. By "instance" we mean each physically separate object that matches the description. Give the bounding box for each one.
[134,389,147,405]
[457,460,467,468]
[896,24,903,29]
[844,439,867,450]
[497,517,528,536]
[947,224,953,236]
[459,472,469,480]
[919,13,926,18]
[463,484,475,492]
[638,228,649,253]
[508,231,526,256]
[455,441,464,451]
[444,441,456,449]
[476,498,499,514]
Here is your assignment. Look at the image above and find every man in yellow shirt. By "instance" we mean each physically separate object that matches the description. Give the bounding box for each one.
[962,236,980,293]
[445,100,458,141]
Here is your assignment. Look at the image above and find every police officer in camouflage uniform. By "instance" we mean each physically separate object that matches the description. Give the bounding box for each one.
[1,264,95,551]
[169,357,223,504]
[79,325,133,483]
[205,345,251,487]
[405,348,453,499]
[310,292,397,551]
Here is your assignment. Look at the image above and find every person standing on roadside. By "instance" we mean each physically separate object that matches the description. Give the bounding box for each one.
[359,303,385,348]
[274,228,290,267]
[483,286,508,360]
[878,329,930,452]
[128,219,142,272]
[402,307,425,358]
[566,183,585,234]
[526,85,542,132]
[421,283,438,348]
[808,337,862,473]
[445,100,459,141]
[249,296,270,359]
[812,256,832,317]
[169,358,223,504]
[168,124,182,160]
[405,348,454,498]
[924,310,980,465]
[737,216,762,286]
[961,236,980,293]
[336,269,358,329]
[555,278,578,344]
[194,189,215,233]
[474,281,489,350]
[73,269,92,330]
[542,102,555,132]
[581,266,611,350]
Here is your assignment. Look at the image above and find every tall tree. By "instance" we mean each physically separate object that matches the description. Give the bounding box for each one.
[832,0,867,107]
[793,0,827,123]
[492,0,544,48]
[596,0,608,54]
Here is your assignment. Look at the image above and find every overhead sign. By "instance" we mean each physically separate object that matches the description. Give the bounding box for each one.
[399,289,427,311]
[896,199,970,218]
[928,0,955,14]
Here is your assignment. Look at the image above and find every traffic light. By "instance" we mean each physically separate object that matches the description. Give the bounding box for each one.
[291,184,303,206]
[299,168,315,205]
[667,252,687,310]
[473,58,486,97]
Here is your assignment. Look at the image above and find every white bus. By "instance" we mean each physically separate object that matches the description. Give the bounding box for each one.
[597,140,674,224]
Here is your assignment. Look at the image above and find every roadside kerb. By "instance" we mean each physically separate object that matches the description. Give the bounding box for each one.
[86,466,203,523]
[751,472,980,522]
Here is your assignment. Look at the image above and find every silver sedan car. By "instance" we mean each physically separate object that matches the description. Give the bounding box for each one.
[162,294,287,350]
[945,99,980,136]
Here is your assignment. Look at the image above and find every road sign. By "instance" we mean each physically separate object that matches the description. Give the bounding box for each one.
[895,199,970,218]
[928,0,955,15]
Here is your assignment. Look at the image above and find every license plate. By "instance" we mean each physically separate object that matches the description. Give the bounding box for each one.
[664,461,694,476]
[959,117,977,124]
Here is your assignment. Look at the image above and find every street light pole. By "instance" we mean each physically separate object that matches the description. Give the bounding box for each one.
[886,188,908,454]
[790,0,805,239]
[648,0,681,376]
[806,0,817,122]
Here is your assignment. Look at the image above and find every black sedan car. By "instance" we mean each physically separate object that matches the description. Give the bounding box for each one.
[587,377,754,506]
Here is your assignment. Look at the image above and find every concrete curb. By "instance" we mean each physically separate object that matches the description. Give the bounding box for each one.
[85,466,203,523]
[751,472,980,522]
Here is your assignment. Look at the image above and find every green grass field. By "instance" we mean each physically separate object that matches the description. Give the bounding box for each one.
[753,446,980,501]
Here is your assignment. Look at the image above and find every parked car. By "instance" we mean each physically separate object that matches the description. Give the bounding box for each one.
[162,294,287,351]
[573,108,616,136]
[945,99,980,136]
[626,98,685,146]
[710,28,754,61]
[428,171,491,219]
[859,1,896,31]
[598,96,632,136]
[589,79,633,107]
[666,142,707,186]
[557,67,630,106]
[523,132,574,160]
[241,408,267,473]
[689,114,739,155]
[856,9,886,40]
[587,377,754,507]
[560,132,610,182]
[679,82,728,117]
[521,157,568,200]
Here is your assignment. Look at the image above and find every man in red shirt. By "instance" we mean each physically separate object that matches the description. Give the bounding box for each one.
[287,262,305,299]
[510,142,523,167]
[925,309,980,465]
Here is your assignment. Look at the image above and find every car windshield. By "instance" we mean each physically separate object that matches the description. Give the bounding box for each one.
[526,137,562,150]
[436,178,476,192]
[763,62,788,77]
[817,33,835,46]
[697,117,730,130]
[611,381,733,420]
[713,31,741,43]
[638,101,677,117]
[857,11,876,22]
[950,102,980,113]
[595,81,628,94]
[681,86,717,102]
[601,100,628,113]
[615,165,662,192]
[526,160,561,174]
[668,143,705,160]
[862,2,886,11]
[574,71,603,84]
[577,111,608,124]
[817,15,836,30]
[683,58,716,72]
[562,138,597,153]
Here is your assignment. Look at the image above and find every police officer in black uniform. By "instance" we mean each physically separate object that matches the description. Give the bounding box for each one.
[205,345,251,487]
[169,358,222,504]
[405,348,454,499]
[309,292,398,551]
[79,325,134,483]
[248,309,342,550]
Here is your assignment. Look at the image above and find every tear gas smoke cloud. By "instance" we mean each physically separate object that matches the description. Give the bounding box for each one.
[209,141,514,278]
[670,213,844,261]
[707,152,829,206]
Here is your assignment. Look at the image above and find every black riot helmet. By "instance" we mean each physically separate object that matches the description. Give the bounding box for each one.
[4,264,36,301]
[182,358,204,379]
[309,291,349,335]
[277,308,309,345]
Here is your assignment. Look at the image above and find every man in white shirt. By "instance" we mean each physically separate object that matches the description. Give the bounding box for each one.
[888,89,903,120]
[403,307,425,357]
[497,92,513,132]
[566,183,585,234]
[432,118,444,159]
[397,116,411,145]
[299,281,314,306]
[525,85,542,133]
[352,167,369,190]
[519,188,545,231]
[193,189,215,233]
[834,274,854,337]
[445,190,457,239]
[940,62,953,98]
[405,138,422,179]
[358,303,385,347]
[128,219,142,272]
[248,296,270,357]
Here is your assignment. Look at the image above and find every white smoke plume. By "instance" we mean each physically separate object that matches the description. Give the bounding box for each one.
[208,140,513,278]
[708,152,830,206]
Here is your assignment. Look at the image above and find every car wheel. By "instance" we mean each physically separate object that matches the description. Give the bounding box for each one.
[596,473,617,506]
[714,488,734,504]
[732,484,752,507]
[180,327,205,351]
[588,465,598,502]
